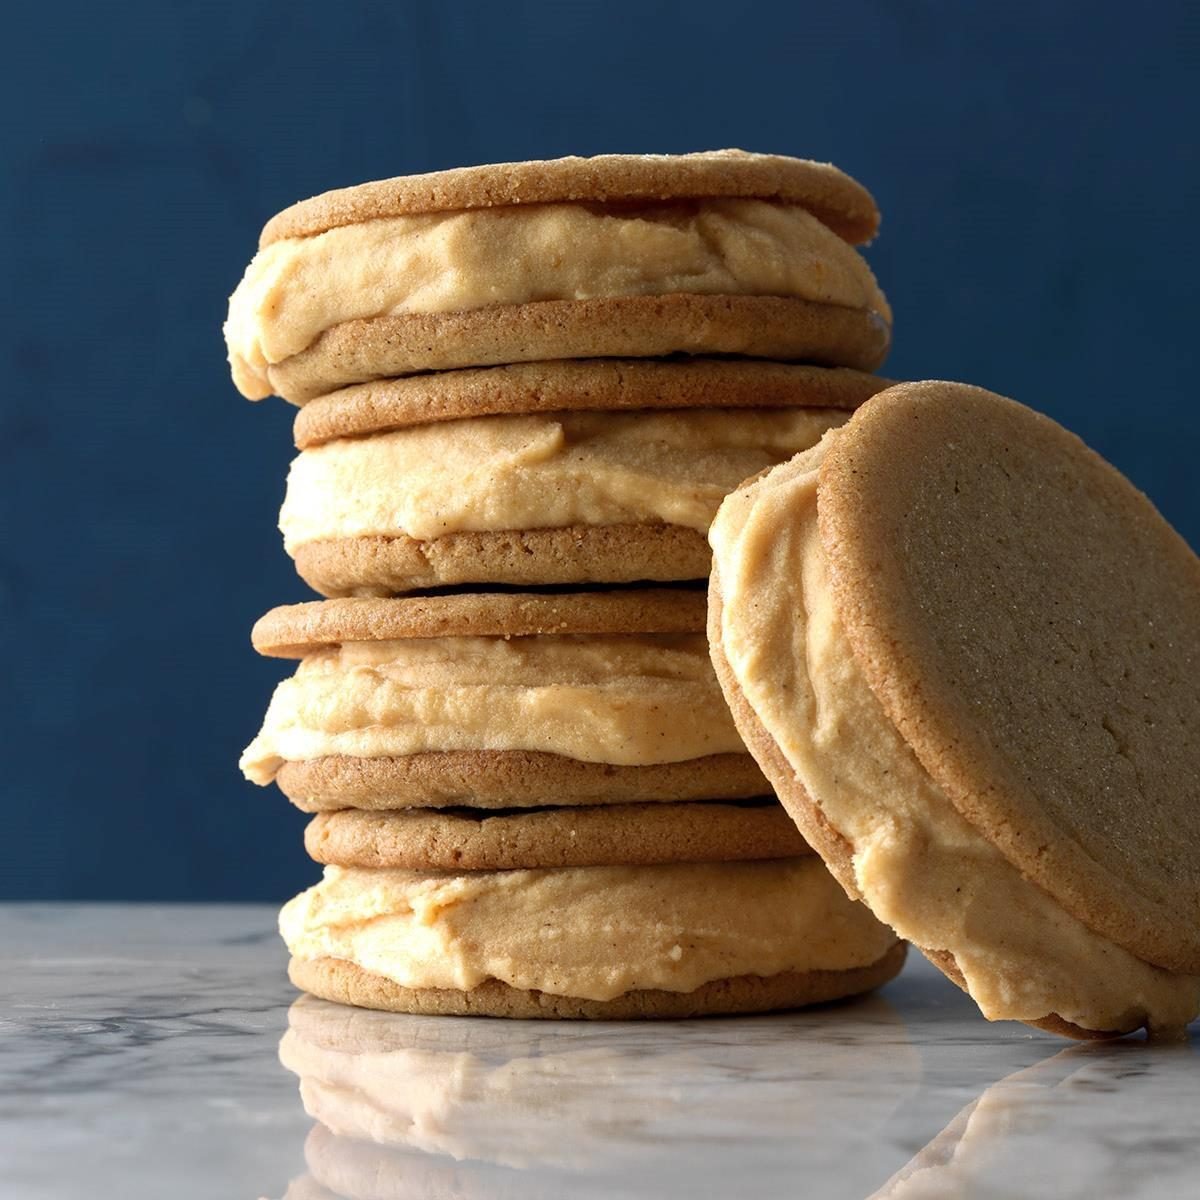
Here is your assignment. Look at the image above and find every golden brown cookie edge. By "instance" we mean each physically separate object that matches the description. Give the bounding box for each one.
[276,752,771,811]
[251,585,709,656]
[288,526,714,600]
[305,801,810,871]
[260,150,881,247]
[267,295,892,403]
[293,359,891,446]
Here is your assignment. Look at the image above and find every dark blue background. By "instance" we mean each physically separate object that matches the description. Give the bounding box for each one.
[4,2,1197,899]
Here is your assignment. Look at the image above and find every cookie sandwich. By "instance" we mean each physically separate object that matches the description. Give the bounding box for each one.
[282,360,887,596]
[708,381,1200,1038]
[241,589,771,809]
[225,151,891,404]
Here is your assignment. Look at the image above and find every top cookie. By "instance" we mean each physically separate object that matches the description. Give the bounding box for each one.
[819,382,1200,973]
[252,588,707,658]
[261,150,880,247]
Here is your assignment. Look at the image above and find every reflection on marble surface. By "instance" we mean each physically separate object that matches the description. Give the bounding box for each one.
[2,906,1199,1200]
[868,1040,1200,1199]
[276,988,921,1195]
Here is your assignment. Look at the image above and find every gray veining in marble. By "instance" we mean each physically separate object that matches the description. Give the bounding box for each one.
[1,905,1197,1199]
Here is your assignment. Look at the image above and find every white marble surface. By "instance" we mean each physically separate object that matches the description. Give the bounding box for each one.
[2,905,1198,1199]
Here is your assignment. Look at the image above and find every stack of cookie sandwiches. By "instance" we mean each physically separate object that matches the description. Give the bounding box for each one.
[227,150,905,1017]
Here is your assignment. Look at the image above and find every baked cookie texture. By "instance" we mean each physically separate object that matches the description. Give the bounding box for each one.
[259,150,883,245]
[292,359,891,447]
[290,525,718,597]
[304,799,811,871]
[260,297,891,405]
[275,751,769,812]
[242,591,769,804]
[251,589,710,656]
[818,383,1200,973]
[707,381,1200,1038]
[223,151,892,403]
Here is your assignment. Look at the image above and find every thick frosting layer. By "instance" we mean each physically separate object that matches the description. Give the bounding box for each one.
[709,434,1200,1035]
[241,633,745,784]
[280,407,844,550]
[225,199,891,399]
[280,859,899,1001]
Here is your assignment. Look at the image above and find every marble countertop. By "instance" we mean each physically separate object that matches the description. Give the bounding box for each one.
[2,905,1197,1199]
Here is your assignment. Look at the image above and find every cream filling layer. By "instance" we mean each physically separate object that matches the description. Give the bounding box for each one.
[225,199,891,399]
[241,633,746,785]
[709,434,1200,1034]
[280,859,899,1001]
[280,407,845,551]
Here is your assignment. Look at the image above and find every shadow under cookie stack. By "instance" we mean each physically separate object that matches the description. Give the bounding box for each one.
[228,150,906,1018]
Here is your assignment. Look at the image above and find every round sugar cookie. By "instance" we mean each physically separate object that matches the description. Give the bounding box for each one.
[265,295,891,404]
[293,359,891,447]
[277,752,770,813]
[252,588,706,658]
[252,590,770,808]
[289,525,717,598]
[305,800,809,871]
[288,943,907,1020]
[261,149,882,247]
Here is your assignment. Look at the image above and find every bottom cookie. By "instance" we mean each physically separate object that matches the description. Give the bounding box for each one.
[277,751,770,811]
[288,944,907,1020]
[292,524,713,597]
[304,799,810,871]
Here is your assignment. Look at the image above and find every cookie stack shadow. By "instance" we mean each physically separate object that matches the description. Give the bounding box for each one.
[229,151,906,1017]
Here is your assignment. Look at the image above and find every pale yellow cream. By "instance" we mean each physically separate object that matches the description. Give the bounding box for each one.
[240,633,745,785]
[280,859,899,1001]
[225,199,891,399]
[709,433,1200,1034]
[280,407,845,551]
